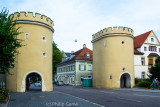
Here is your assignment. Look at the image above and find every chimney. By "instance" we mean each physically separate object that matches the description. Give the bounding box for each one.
[83,44,86,48]
[71,51,74,54]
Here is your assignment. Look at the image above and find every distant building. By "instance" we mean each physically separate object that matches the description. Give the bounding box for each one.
[134,30,160,79]
[56,44,93,85]
[62,51,72,58]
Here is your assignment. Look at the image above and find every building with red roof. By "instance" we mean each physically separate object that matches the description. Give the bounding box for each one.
[134,30,160,79]
[56,44,93,85]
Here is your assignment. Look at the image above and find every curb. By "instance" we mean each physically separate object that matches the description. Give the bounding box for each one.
[112,88,160,93]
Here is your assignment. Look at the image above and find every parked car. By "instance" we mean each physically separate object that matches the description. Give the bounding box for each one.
[34,81,41,87]
[56,81,63,86]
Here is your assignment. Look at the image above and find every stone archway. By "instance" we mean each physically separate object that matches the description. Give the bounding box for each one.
[26,73,41,91]
[120,73,131,88]
[21,71,46,92]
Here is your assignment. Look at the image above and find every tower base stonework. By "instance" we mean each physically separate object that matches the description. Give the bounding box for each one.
[6,12,54,92]
[92,27,135,89]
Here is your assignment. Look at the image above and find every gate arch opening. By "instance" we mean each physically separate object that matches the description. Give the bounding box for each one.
[26,72,42,91]
[120,73,131,88]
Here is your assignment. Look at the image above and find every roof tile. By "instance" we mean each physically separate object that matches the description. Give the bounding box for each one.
[134,30,152,49]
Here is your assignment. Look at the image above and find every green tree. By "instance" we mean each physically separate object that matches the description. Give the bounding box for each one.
[0,8,22,74]
[149,57,160,80]
[52,41,63,74]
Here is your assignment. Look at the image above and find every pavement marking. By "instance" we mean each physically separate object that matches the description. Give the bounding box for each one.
[100,91,114,94]
[134,94,160,98]
[56,91,105,107]
[117,97,142,103]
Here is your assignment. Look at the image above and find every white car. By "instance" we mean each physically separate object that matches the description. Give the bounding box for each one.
[34,81,41,87]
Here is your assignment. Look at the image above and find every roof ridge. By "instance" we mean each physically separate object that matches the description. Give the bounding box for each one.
[134,30,152,49]
[135,30,152,37]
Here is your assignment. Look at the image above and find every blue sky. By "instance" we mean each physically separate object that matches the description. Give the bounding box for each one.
[1,0,160,52]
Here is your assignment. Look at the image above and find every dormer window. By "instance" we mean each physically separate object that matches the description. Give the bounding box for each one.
[85,52,90,58]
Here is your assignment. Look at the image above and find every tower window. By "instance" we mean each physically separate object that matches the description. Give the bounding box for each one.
[42,52,46,57]
[42,36,46,42]
[104,41,106,47]
[110,75,112,80]
[122,41,124,44]
[25,33,29,40]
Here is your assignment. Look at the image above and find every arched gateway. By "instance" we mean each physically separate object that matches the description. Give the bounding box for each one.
[120,73,131,88]
[25,72,42,91]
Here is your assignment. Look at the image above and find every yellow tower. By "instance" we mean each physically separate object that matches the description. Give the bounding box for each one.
[92,27,135,88]
[6,12,54,92]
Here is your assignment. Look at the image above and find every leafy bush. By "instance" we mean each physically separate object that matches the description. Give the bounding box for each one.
[135,78,142,84]
[135,78,152,85]
[0,89,8,100]
[137,81,152,88]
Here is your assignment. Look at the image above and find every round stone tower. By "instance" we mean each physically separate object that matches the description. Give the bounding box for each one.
[92,27,135,88]
[6,12,54,92]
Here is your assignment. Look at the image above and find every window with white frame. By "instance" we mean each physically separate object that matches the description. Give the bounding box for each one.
[141,58,145,65]
[79,64,85,71]
[88,64,92,71]
[149,46,157,52]
[25,33,29,40]
[141,72,145,79]
[144,47,147,51]
[151,38,154,42]
[72,65,75,71]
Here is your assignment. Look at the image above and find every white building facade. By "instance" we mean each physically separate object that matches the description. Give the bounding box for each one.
[134,30,160,79]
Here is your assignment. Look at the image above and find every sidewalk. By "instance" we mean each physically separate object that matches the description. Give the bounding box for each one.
[113,88,160,93]
[73,85,160,93]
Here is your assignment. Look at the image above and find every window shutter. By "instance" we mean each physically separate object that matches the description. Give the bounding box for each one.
[84,65,86,71]
[79,64,81,70]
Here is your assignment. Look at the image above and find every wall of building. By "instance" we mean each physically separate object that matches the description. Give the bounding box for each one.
[134,32,160,79]
[75,61,92,85]
[57,61,92,85]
